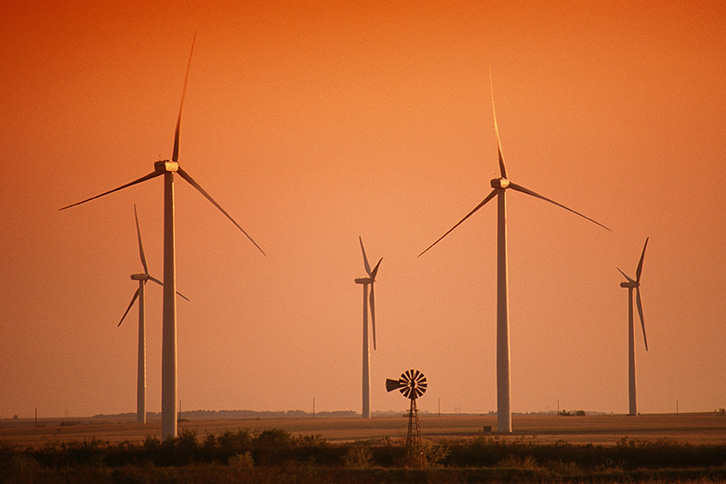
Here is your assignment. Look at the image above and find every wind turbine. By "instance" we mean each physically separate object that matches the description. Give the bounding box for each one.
[354,236,382,419]
[60,36,266,440]
[618,237,649,416]
[117,205,189,424]
[419,72,609,433]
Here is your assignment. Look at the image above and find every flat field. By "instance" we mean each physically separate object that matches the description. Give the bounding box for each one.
[2,412,725,448]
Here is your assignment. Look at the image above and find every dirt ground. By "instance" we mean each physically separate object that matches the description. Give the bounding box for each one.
[2,412,725,448]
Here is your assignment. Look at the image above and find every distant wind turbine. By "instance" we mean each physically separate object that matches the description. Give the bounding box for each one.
[618,237,649,416]
[354,236,382,419]
[117,205,189,424]
[60,35,265,440]
[419,71,609,433]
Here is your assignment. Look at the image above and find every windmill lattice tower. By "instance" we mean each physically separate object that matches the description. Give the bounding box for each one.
[386,369,427,466]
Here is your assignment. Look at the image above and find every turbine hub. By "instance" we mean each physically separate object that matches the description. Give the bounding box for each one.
[154,160,179,173]
[490,177,510,189]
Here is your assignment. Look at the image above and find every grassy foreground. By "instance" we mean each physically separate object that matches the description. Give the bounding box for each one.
[2,428,726,483]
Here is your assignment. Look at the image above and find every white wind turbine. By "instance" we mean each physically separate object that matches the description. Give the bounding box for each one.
[419,72,609,433]
[618,237,649,416]
[354,236,382,419]
[117,205,189,424]
[60,36,266,440]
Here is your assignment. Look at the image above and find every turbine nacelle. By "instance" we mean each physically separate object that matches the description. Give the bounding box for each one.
[490,177,510,189]
[620,280,639,289]
[355,277,373,284]
[154,160,179,173]
[131,273,151,281]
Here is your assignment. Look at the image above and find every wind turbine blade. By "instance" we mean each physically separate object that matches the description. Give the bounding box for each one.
[636,287,648,351]
[370,282,377,351]
[172,33,196,162]
[134,205,149,274]
[117,289,140,327]
[489,67,508,179]
[147,275,191,301]
[636,237,649,283]
[508,182,610,231]
[359,236,372,276]
[370,257,383,279]
[617,268,635,284]
[59,171,162,211]
[418,189,497,257]
[177,168,267,256]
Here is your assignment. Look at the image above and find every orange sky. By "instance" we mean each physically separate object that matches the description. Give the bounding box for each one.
[2,1,725,419]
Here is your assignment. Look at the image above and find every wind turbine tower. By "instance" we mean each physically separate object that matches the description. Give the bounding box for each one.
[419,71,609,433]
[354,236,382,419]
[60,36,265,440]
[618,237,649,416]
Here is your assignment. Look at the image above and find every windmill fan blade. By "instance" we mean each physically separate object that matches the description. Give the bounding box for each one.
[117,289,140,327]
[386,378,403,392]
[177,168,267,256]
[636,237,649,283]
[489,68,508,179]
[617,268,635,284]
[359,236,372,275]
[172,33,196,163]
[418,189,498,257]
[59,171,162,211]
[508,183,610,231]
[636,287,648,351]
[134,205,149,274]
[370,282,377,351]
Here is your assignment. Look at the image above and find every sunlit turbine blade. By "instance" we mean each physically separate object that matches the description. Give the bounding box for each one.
[172,33,196,163]
[636,237,649,283]
[370,257,382,279]
[636,287,648,351]
[508,182,610,231]
[117,289,140,327]
[418,189,498,257]
[134,205,149,274]
[177,168,267,256]
[59,171,162,211]
[370,282,376,351]
[359,236,372,276]
[147,275,191,301]
[617,267,635,284]
[489,67,508,179]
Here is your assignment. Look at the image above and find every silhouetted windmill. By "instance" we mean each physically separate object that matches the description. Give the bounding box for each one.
[386,369,427,466]
[60,36,265,439]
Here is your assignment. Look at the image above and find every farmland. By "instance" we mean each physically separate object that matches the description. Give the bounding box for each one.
[2,411,726,448]
[2,412,726,483]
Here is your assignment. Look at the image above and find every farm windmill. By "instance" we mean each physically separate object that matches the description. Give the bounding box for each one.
[60,36,266,440]
[355,236,382,419]
[117,205,189,424]
[419,71,609,433]
[386,369,427,466]
[618,237,650,416]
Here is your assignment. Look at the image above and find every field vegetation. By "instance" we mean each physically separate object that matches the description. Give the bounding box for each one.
[2,427,726,483]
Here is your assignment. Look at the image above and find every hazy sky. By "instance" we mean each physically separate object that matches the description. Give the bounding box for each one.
[2,1,725,419]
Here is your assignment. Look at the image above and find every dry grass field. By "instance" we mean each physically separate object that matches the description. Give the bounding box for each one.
[2,412,725,448]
